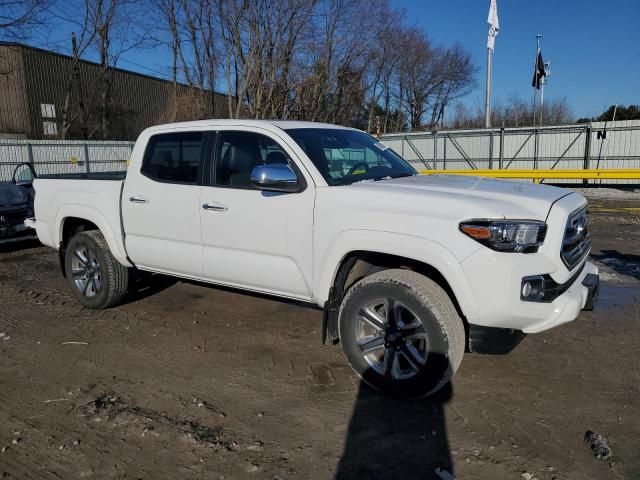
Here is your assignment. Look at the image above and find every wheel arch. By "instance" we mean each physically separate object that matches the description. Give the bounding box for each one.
[55,206,131,276]
[318,231,479,344]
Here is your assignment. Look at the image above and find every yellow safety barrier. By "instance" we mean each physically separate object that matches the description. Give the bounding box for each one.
[420,169,640,181]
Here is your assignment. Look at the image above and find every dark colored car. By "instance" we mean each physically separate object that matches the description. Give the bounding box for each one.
[0,163,38,244]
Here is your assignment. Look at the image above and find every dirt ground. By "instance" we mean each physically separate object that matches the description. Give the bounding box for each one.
[0,196,638,480]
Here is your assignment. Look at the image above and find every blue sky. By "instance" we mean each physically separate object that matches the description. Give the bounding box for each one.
[38,0,640,119]
[394,0,640,118]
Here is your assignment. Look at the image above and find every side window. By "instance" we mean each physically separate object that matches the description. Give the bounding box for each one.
[214,131,291,189]
[141,132,204,184]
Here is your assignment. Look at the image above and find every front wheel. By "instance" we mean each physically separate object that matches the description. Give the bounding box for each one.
[65,230,129,309]
[338,269,465,397]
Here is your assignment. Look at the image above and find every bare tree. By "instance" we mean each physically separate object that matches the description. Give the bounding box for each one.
[146,0,478,130]
[426,44,476,128]
[449,95,573,129]
[0,0,48,38]
[52,0,480,133]
[52,0,150,138]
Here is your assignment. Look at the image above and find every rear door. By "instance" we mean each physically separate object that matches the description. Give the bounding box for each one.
[199,128,315,299]
[122,130,208,277]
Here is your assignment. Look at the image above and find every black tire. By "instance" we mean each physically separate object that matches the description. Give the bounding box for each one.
[338,269,465,397]
[65,230,129,309]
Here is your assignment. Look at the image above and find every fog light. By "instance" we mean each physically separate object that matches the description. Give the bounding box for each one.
[521,276,545,302]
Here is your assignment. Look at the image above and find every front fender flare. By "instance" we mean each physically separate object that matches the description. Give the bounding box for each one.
[314,230,479,323]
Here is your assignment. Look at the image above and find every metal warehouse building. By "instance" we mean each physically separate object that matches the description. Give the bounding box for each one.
[0,41,227,140]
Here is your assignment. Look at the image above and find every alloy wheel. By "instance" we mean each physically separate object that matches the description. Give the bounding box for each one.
[354,297,429,380]
[70,247,102,298]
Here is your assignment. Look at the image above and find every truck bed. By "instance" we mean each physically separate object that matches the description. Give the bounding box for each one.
[32,176,127,260]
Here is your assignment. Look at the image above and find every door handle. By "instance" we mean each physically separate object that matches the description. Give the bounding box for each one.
[202,202,227,212]
[129,195,149,204]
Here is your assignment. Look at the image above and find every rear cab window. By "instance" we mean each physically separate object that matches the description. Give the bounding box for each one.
[141,132,205,184]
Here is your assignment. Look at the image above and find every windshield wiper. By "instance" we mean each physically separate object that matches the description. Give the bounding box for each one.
[384,173,416,180]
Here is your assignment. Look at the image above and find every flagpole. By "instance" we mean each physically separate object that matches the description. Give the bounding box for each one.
[485,0,498,129]
[485,47,492,128]
[540,76,545,126]
[532,34,541,127]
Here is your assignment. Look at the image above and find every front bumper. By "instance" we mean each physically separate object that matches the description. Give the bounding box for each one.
[459,192,600,334]
[466,270,599,354]
[520,261,598,333]
[461,243,599,334]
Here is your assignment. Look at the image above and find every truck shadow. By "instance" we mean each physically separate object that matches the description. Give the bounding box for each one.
[125,270,180,302]
[335,359,453,480]
[0,238,41,254]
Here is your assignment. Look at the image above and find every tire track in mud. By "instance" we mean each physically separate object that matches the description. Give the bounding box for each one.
[0,396,157,478]
[0,275,352,396]
[0,456,64,480]
[0,280,167,337]
[0,309,36,333]
[0,279,355,395]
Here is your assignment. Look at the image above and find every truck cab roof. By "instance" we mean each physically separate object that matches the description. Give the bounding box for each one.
[141,119,355,136]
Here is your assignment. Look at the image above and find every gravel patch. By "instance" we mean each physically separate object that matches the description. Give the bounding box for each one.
[573,187,640,200]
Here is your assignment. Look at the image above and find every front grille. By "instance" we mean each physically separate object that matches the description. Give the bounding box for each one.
[561,206,591,270]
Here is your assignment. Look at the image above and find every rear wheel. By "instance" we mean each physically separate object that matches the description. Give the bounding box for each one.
[338,269,465,397]
[65,230,128,309]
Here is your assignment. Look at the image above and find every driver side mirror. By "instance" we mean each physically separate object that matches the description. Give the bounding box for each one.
[250,164,301,193]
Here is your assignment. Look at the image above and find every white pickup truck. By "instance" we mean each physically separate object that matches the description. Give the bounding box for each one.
[31,120,599,397]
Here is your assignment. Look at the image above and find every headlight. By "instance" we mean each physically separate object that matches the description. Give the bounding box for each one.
[459,220,547,252]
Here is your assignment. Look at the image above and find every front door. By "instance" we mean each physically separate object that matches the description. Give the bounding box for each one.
[122,130,206,277]
[200,129,314,299]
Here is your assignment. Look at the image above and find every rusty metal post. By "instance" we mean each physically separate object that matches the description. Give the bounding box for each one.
[433,131,438,169]
[499,127,505,169]
[489,129,494,169]
[84,142,91,173]
[583,124,592,185]
[26,142,34,169]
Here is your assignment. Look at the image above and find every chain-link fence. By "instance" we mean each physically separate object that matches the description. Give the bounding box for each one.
[382,120,640,184]
[0,139,134,182]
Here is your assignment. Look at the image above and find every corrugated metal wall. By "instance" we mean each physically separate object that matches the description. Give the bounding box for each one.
[0,42,228,141]
[382,120,640,184]
[0,46,30,137]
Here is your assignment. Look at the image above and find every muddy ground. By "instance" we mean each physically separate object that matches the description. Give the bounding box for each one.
[0,197,638,480]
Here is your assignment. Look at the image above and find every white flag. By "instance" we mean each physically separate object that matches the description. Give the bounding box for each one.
[487,0,500,51]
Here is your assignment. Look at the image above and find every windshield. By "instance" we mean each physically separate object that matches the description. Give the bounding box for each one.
[285,128,416,186]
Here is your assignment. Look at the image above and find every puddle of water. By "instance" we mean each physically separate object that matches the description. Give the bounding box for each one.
[591,252,640,282]
[597,283,639,310]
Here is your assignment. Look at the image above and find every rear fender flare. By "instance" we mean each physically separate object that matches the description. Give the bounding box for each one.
[55,204,131,267]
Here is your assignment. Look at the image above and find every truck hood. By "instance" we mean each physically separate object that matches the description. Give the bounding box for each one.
[0,183,29,208]
[350,174,574,220]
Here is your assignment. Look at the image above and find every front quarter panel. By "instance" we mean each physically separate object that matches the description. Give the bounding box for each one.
[314,229,480,323]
